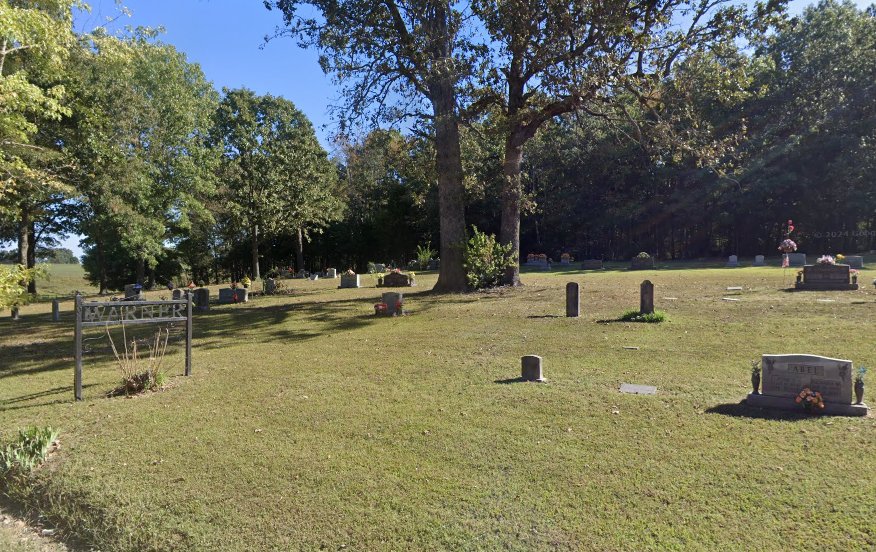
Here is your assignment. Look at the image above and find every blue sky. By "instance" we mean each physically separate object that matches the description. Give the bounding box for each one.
[31,0,876,257]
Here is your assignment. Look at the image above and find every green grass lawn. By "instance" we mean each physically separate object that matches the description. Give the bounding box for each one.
[1,263,875,551]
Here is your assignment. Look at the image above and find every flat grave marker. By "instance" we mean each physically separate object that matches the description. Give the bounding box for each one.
[620,383,657,395]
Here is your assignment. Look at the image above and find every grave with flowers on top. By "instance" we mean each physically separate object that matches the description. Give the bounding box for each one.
[794,255,858,290]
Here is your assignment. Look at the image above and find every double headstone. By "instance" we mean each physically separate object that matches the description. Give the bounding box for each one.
[219,288,248,304]
[747,354,867,416]
[640,280,655,314]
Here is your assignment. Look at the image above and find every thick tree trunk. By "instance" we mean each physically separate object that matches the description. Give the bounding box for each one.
[429,79,468,293]
[500,139,524,286]
[136,257,146,285]
[96,238,107,294]
[17,209,29,292]
[26,220,36,294]
[294,227,305,272]
[251,224,260,280]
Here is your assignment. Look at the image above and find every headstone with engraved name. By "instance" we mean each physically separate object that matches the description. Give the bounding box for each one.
[747,354,867,416]
[795,264,857,290]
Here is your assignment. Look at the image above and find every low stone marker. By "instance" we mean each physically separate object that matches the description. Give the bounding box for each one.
[845,256,864,269]
[325,268,337,279]
[787,253,807,267]
[172,289,183,300]
[52,299,61,322]
[521,355,545,382]
[753,255,765,266]
[339,272,360,289]
[566,282,579,317]
[640,280,654,314]
[726,255,738,267]
[795,264,857,290]
[747,354,867,416]
[309,274,319,281]
[382,292,403,315]
[193,288,210,311]
[620,383,657,395]
[581,259,603,270]
[218,288,248,304]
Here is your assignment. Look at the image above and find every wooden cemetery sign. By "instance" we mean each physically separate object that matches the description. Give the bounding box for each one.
[74,294,193,400]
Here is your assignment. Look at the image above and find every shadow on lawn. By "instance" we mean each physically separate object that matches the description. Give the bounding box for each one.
[705,401,810,421]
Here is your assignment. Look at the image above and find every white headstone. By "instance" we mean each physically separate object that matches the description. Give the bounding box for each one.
[753,255,765,266]
[726,255,738,267]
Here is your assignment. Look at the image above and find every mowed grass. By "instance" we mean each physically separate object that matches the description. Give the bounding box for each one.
[1,262,875,551]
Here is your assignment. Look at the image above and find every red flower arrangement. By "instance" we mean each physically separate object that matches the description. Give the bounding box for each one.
[795,387,825,414]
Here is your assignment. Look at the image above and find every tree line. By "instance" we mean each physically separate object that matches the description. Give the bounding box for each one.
[2,0,874,300]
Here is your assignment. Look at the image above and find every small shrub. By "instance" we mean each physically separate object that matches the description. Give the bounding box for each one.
[619,309,667,323]
[107,326,170,395]
[464,226,517,290]
[415,242,437,269]
[0,427,59,475]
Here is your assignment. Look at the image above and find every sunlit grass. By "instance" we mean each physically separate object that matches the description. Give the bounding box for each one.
[1,264,875,551]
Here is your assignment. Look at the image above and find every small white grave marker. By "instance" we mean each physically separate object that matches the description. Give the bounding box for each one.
[620,383,657,395]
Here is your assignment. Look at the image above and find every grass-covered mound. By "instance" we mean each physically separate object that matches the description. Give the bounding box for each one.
[1,265,875,550]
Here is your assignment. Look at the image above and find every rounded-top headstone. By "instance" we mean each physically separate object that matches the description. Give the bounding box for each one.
[521,355,545,382]
[566,282,580,317]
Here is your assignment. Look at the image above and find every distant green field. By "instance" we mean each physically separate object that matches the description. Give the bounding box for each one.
[30,264,98,301]
[1,263,875,551]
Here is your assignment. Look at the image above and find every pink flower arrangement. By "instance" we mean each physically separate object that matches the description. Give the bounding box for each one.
[778,239,797,253]
[817,255,835,265]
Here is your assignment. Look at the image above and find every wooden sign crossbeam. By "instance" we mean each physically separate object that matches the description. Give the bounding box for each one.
[74,294,193,401]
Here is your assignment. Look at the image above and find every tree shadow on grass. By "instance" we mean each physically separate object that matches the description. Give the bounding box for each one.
[705,401,810,421]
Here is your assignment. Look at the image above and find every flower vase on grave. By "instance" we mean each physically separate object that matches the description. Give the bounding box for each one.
[751,371,760,394]
[854,380,864,404]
